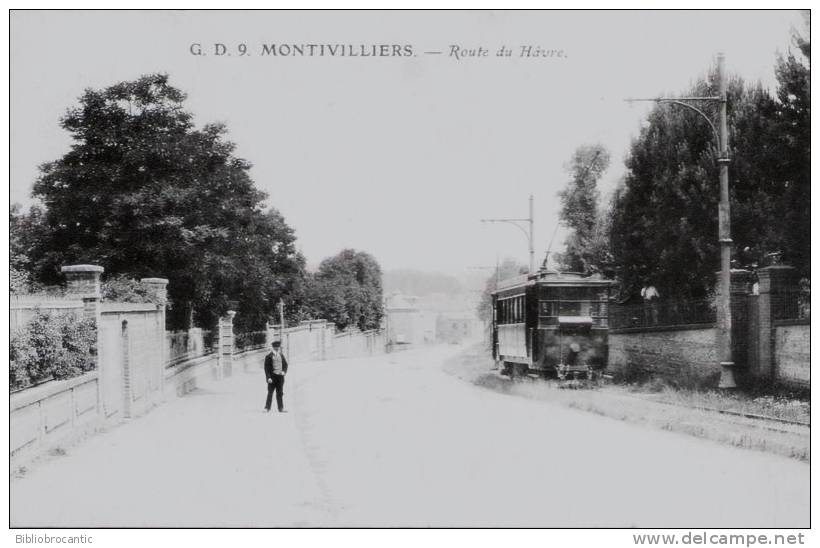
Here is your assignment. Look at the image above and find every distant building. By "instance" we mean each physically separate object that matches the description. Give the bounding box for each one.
[436,312,479,344]
[384,292,480,348]
[384,294,427,347]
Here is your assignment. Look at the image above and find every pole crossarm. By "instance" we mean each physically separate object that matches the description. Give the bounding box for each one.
[481,195,535,273]
[480,218,531,243]
[625,97,720,146]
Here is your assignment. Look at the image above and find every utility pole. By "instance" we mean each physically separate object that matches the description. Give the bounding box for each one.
[529,194,534,275]
[716,53,735,389]
[481,194,535,274]
[278,298,287,360]
[626,52,735,388]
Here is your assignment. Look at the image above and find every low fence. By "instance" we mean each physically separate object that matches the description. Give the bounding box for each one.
[10,372,100,461]
[607,266,810,387]
[770,289,810,321]
[265,320,387,363]
[330,329,385,360]
[609,299,715,330]
[233,330,267,353]
[166,328,216,366]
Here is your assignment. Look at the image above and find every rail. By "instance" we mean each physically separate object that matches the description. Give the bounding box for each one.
[234,330,268,353]
[609,299,715,330]
[165,329,216,367]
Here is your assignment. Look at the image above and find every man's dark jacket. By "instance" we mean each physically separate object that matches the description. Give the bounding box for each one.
[264,352,289,379]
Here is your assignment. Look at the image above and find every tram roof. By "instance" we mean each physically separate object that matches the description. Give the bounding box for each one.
[494,270,613,292]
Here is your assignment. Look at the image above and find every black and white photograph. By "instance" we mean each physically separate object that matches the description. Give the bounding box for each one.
[7,8,811,537]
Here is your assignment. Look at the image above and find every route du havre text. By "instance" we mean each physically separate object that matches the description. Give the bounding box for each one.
[449,45,566,59]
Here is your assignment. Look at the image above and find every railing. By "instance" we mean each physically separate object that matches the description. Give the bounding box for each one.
[770,290,810,321]
[609,299,716,330]
[165,328,216,367]
[234,330,267,353]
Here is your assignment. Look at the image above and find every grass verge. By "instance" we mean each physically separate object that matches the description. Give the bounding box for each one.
[442,343,809,463]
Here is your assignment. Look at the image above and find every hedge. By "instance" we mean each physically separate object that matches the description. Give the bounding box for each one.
[10,309,97,392]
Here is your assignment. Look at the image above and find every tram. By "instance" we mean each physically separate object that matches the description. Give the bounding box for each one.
[491,270,613,379]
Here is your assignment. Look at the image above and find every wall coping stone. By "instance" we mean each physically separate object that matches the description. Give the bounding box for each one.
[610,323,716,335]
[164,353,217,376]
[140,277,169,284]
[10,371,98,412]
[60,265,104,273]
[773,318,811,327]
[101,303,160,313]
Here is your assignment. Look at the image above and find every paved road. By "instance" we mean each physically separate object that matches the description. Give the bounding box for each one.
[11,344,809,527]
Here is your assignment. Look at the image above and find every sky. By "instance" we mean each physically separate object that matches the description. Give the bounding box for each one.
[9,10,805,276]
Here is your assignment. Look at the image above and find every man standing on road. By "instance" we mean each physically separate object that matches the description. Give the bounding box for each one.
[264,340,289,413]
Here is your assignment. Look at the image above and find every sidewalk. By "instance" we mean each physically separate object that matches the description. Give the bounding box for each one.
[11,362,333,527]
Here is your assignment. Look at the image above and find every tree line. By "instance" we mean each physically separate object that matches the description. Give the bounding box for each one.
[557,21,809,301]
[10,74,383,333]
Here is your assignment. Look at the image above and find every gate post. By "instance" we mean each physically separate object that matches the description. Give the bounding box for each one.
[141,278,168,400]
[729,269,753,377]
[61,265,104,416]
[754,266,799,380]
[216,310,236,379]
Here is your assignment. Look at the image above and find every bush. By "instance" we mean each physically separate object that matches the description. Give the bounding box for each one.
[9,309,97,391]
[101,274,166,305]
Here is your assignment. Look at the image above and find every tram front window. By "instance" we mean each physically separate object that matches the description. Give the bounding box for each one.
[558,301,585,316]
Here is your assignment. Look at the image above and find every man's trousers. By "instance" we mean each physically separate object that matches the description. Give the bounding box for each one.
[265,374,285,412]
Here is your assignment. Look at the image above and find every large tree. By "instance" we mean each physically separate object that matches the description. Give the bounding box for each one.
[304,249,384,332]
[771,16,810,279]
[609,48,810,300]
[558,144,611,273]
[25,74,305,330]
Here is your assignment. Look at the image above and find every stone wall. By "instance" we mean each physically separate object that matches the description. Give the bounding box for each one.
[10,372,101,463]
[608,325,720,386]
[266,320,386,363]
[773,320,810,387]
[10,264,388,468]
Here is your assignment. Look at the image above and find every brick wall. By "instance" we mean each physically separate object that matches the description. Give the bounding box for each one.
[608,325,720,386]
[773,321,810,386]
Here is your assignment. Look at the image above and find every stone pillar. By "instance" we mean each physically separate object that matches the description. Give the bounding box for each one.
[216,310,236,379]
[62,265,104,416]
[61,264,104,321]
[120,319,132,418]
[755,265,799,380]
[730,269,753,375]
[141,278,169,399]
